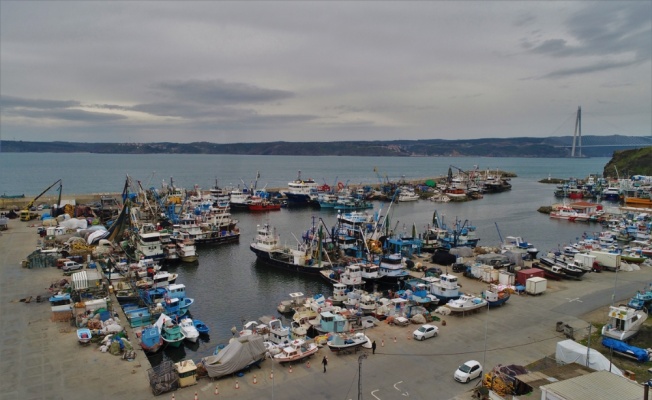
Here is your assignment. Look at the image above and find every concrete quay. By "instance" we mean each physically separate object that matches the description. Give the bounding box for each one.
[1,217,651,400]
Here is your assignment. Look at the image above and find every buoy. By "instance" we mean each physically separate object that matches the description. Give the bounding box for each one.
[393,336,397,343]
[214,384,219,395]
[235,380,239,390]
[306,360,310,368]
[289,364,293,373]
[253,375,257,384]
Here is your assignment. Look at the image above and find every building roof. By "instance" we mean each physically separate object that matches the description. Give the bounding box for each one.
[539,370,642,400]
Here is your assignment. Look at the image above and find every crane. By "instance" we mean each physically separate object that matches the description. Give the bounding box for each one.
[21,179,62,221]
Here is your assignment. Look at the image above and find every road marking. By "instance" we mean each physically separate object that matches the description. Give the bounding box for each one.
[394,381,409,397]
[565,297,582,303]
[371,389,381,399]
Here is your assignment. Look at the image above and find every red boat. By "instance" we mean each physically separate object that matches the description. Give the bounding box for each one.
[248,198,282,212]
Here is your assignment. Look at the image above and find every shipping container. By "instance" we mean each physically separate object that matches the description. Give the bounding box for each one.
[516,268,545,286]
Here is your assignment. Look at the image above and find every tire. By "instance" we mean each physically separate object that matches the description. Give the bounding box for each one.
[466,377,470,383]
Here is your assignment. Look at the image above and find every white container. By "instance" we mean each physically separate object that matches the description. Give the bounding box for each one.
[498,271,515,286]
[481,267,494,283]
[525,277,547,295]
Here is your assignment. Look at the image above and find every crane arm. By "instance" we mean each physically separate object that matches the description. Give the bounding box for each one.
[25,179,62,210]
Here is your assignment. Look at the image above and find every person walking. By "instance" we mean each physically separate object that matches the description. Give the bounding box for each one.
[372,340,377,354]
[322,356,328,373]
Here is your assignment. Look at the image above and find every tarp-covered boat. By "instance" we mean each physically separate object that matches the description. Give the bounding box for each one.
[201,335,267,379]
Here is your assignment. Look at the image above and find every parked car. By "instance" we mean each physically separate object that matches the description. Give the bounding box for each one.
[454,360,483,383]
[413,324,439,341]
[62,261,83,272]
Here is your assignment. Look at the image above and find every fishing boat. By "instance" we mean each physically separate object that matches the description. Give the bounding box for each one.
[273,340,319,363]
[193,319,210,335]
[377,253,410,286]
[483,285,510,308]
[277,292,305,314]
[327,331,369,353]
[601,305,648,341]
[445,294,488,313]
[250,222,330,274]
[139,325,164,353]
[178,317,200,343]
[248,198,282,212]
[160,317,186,348]
[427,273,462,304]
[176,237,198,263]
[549,206,590,222]
[76,328,92,345]
[284,171,318,206]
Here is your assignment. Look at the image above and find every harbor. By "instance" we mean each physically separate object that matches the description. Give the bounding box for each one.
[1,154,652,399]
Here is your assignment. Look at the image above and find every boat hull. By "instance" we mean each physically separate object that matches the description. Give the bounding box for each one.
[251,246,325,275]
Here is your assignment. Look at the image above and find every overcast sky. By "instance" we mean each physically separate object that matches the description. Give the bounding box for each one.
[1,1,650,144]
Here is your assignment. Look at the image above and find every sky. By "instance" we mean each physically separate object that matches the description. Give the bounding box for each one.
[1,1,650,144]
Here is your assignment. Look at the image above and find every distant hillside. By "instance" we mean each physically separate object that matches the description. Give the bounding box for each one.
[603,147,652,178]
[1,135,650,157]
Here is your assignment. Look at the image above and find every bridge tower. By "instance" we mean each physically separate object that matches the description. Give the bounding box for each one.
[570,106,582,157]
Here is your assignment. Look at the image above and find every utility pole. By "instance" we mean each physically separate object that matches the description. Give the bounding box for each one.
[571,106,582,157]
[358,353,367,400]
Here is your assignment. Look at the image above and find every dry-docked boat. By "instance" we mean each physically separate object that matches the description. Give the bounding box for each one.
[601,305,648,341]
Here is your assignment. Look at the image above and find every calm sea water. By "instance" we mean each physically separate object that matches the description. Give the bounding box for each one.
[0,153,612,363]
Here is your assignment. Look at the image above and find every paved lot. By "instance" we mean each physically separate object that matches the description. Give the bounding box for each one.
[1,218,650,400]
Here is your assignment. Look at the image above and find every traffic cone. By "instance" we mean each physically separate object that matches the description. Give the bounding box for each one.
[172,394,175,400]
[306,360,310,368]
[381,339,385,347]
[214,385,219,395]
[235,380,239,390]
[194,392,198,400]
[270,371,274,380]
[253,375,257,384]
[289,364,293,373]
[393,336,397,343]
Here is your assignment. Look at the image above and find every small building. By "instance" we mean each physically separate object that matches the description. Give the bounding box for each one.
[516,268,545,286]
[539,369,643,400]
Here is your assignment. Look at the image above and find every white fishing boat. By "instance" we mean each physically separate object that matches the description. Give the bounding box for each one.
[176,237,198,263]
[273,339,319,363]
[445,294,488,313]
[601,305,648,341]
[178,317,200,343]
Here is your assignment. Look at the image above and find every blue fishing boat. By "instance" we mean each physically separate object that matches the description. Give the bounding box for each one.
[193,319,210,335]
[139,325,164,353]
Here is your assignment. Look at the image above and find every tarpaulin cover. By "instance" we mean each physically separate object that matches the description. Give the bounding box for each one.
[601,337,650,362]
[555,339,623,376]
[201,335,266,378]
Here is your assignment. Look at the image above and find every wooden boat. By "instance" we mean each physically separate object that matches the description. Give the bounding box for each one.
[327,332,369,353]
[193,319,210,335]
[273,339,319,363]
[139,325,163,353]
[277,292,305,314]
[445,294,488,313]
[157,314,186,347]
[483,286,510,308]
[601,305,648,341]
[77,328,92,345]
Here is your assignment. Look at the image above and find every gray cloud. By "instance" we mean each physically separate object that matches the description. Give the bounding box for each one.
[155,80,295,105]
[0,2,649,142]
[0,95,79,109]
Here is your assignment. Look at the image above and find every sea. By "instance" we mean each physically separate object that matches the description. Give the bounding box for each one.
[0,153,615,364]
